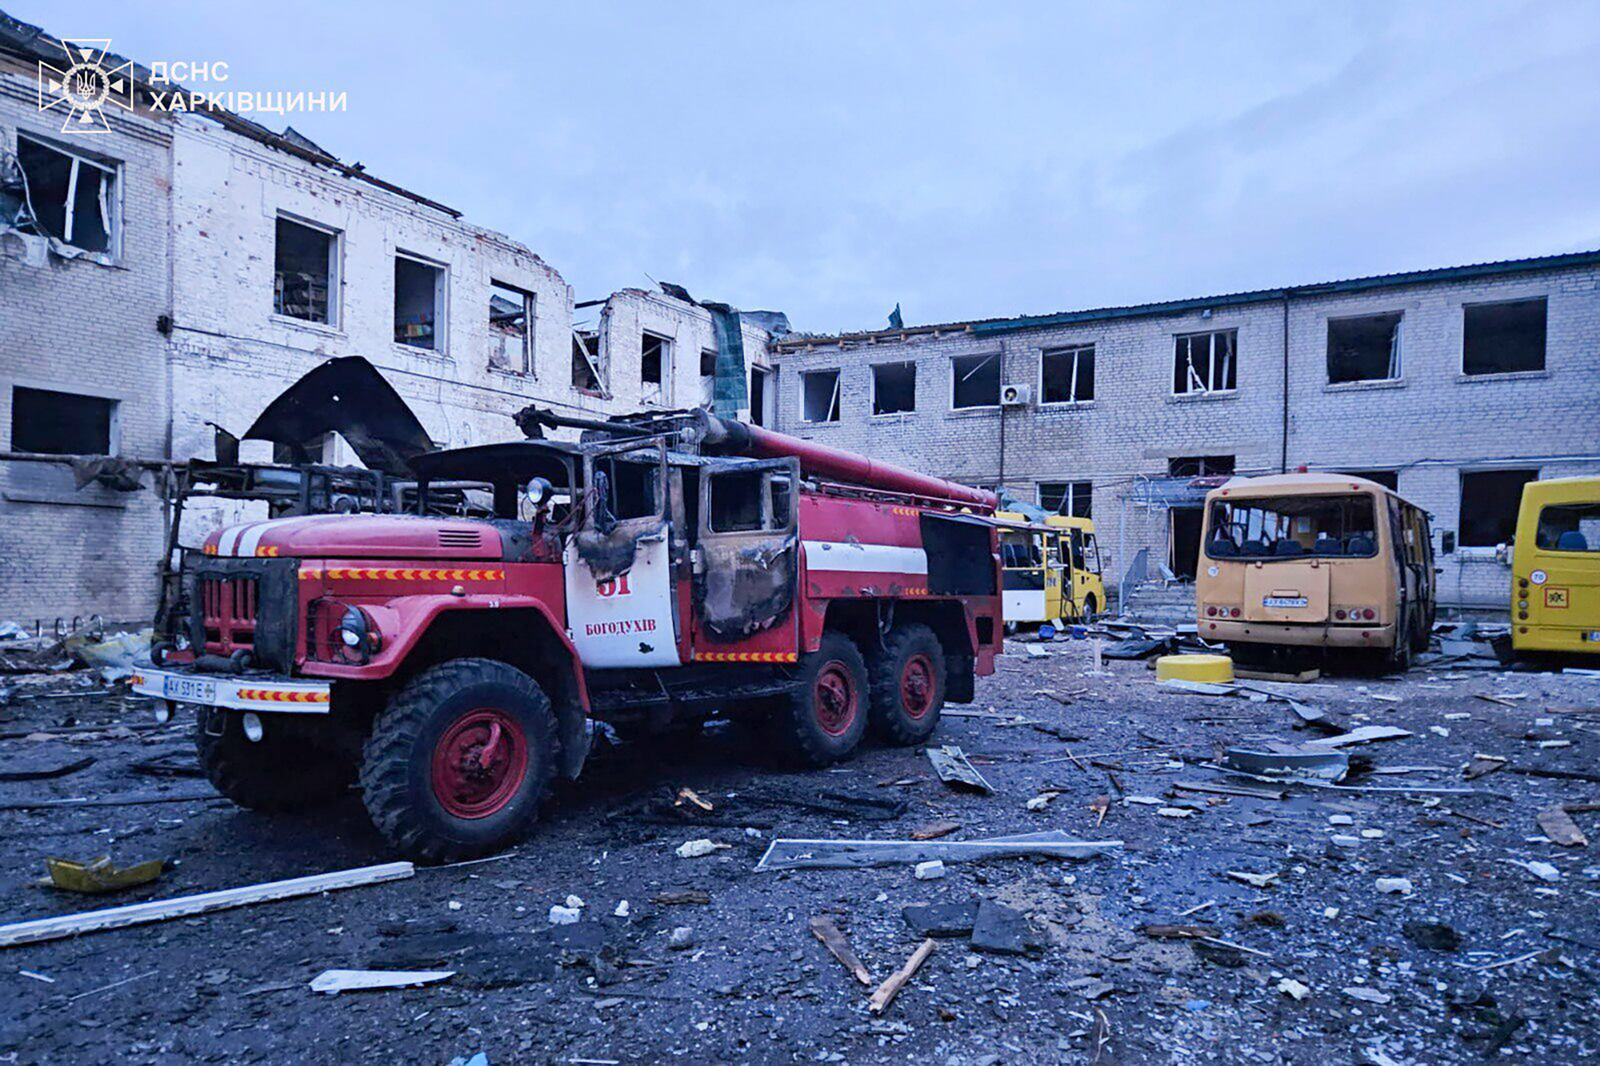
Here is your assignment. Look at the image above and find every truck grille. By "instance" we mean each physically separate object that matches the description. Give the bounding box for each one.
[200,576,258,655]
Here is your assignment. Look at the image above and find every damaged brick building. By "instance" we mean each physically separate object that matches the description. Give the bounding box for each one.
[0,14,775,624]
[771,253,1600,611]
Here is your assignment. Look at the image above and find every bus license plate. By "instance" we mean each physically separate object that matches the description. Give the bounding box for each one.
[1263,596,1308,608]
[163,675,216,704]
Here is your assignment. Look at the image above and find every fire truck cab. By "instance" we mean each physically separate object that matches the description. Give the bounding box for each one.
[133,412,1002,862]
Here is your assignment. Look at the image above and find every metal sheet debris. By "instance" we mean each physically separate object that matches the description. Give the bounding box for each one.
[310,969,455,994]
[754,830,1123,871]
[924,744,995,794]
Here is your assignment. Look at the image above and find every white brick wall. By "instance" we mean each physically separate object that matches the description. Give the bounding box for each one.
[774,264,1600,609]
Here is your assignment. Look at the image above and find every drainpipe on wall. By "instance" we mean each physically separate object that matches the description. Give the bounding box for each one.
[1279,292,1291,474]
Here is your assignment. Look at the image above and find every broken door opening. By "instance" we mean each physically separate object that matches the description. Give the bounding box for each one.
[802,369,841,423]
[395,255,446,351]
[749,365,772,426]
[1327,312,1401,383]
[1170,507,1204,580]
[872,361,916,415]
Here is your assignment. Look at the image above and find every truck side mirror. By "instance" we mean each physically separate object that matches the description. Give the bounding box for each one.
[1441,531,1456,554]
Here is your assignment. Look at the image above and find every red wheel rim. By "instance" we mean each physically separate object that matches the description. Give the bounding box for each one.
[901,653,936,719]
[813,661,858,736]
[430,708,529,819]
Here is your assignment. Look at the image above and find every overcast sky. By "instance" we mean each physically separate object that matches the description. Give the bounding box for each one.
[20,1,1600,332]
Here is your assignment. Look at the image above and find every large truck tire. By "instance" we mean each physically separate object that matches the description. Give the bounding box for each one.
[776,631,869,766]
[866,622,945,746]
[195,709,353,812]
[360,658,557,864]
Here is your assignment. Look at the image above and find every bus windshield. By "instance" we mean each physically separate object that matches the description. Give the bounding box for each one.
[1537,502,1600,553]
[1207,494,1377,560]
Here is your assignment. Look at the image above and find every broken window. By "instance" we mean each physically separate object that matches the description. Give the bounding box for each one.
[594,455,660,522]
[395,254,446,351]
[709,470,765,532]
[1463,298,1546,375]
[15,135,117,254]
[1459,469,1538,547]
[10,386,114,455]
[872,361,916,415]
[274,216,337,325]
[699,349,718,407]
[1208,493,1377,559]
[1537,502,1600,552]
[488,281,534,374]
[1041,345,1095,403]
[1327,312,1402,383]
[1340,469,1399,491]
[640,332,670,401]
[1038,481,1092,518]
[802,369,841,423]
[770,475,792,526]
[951,353,1001,409]
[749,365,772,426]
[1168,455,1235,478]
[1173,330,1237,394]
[572,332,603,392]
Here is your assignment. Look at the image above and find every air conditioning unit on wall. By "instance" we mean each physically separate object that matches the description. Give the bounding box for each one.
[1000,383,1032,407]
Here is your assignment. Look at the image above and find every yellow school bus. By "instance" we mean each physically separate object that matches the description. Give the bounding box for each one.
[1196,474,1435,668]
[996,511,1106,628]
[1511,476,1600,657]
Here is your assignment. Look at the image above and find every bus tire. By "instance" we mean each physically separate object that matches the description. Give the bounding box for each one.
[360,658,557,864]
[867,623,946,746]
[195,710,353,813]
[777,632,869,766]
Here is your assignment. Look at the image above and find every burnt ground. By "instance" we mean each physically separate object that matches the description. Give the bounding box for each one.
[1,642,1599,1065]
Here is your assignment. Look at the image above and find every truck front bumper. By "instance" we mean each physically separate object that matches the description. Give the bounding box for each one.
[130,667,331,714]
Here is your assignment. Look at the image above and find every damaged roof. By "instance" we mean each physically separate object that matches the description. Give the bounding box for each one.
[0,8,460,218]
[775,248,1600,349]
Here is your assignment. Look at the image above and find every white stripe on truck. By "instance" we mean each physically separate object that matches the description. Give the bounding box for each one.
[802,541,929,575]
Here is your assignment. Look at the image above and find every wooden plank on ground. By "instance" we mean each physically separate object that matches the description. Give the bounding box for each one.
[810,916,874,986]
[869,939,935,1014]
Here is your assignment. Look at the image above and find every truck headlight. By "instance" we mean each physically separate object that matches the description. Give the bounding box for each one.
[336,606,381,660]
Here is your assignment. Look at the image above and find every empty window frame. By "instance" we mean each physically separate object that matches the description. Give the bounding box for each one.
[1041,345,1095,403]
[1173,330,1237,394]
[1459,469,1538,547]
[699,348,718,407]
[749,365,772,426]
[274,217,338,325]
[1463,298,1546,375]
[1327,312,1402,383]
[640,332,670,396]
[1039,480,1092,518]
[708,470,765,532]
[1537,502,1600,553]
[15,135,118,255]
[801,369,841,423]
[10,386,115,455]
[951,353,1001,409]
[572,331,603,392]
[872,361,916,415]
[1168,455,1235,478]
[395,254,447,351]
[488,281,535,374]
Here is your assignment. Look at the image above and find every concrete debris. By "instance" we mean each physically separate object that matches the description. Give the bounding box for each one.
[1277,978,1311,1001]
[1505,859,1561,882]
[902,901,979,938]
[667,927,695,950]
[1375,878,1415,896]
[913,860,946,880]
[1537,806,1588,847]
[1343,986,1392,1005]
[674,839,730,859]
[548,906,582,926]
[970,901,1040,956]
[1225,870,1279,889]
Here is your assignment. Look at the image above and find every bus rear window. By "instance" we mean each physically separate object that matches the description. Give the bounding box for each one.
[1001,532,1041,568]
[1537,503,1600,553]
[1208,495,1377,560]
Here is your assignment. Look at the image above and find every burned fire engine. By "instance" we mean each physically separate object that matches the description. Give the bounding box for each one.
[133,407,1002,861]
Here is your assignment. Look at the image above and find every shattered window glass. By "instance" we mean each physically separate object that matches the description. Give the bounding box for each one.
[16,135,116,254]
[1208,494,1377,560]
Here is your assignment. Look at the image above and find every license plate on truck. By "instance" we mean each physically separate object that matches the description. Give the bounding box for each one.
[1263,596,1308,608]
[163,675,216,704]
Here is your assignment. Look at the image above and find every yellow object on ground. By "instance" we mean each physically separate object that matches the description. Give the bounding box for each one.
[1155,654,1235,684]
[45,856,165,894]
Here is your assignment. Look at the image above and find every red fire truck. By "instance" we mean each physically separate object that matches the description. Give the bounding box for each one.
[133,411,1002,861]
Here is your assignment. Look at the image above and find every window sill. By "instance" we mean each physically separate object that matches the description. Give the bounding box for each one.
[869,410,918,422]
[1167,390,1239,404]
[488,366,535,381]
[1324,378,1406,393]
[946,405,1001,418]
[799,419,842,428]
[271,314,345,339]
[1038,399,1097,411]
[1456,369,1549,384]
[393,343,452,361]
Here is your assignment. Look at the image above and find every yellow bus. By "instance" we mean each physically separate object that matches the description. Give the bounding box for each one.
[1196,474,1435,669]
[996,512,1106,629]
[1511,476,1600,657]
